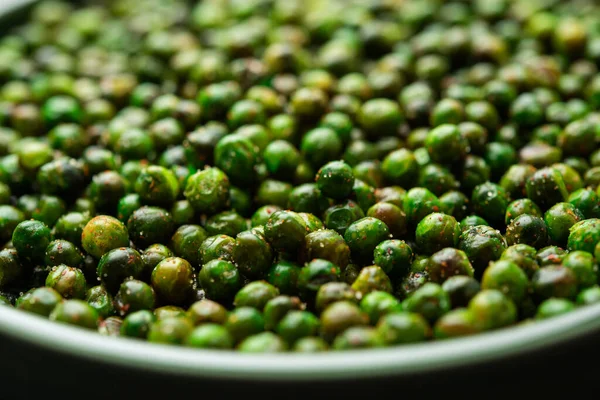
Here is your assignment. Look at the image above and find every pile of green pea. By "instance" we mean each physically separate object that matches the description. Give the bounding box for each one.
[0,0,599,352]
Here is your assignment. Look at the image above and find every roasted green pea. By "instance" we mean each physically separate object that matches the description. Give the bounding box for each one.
[568,188,600,219]
[320,301,368,342]
[148,316,194,345]
[481,260,528,304]
[198,259,241,302]
[471,182,510,229]
[505,199,542,225]
[536,246,566,267]
[415,213,461,255]
[85,285,115,319]
[234,281,279,310]
[567,219,600,254]
[426,248,474,284]
[544,202,584,245]
[562,251,597,289]
[45,264,86,299]
[12,219,51,263]
[184,167,230,215]
[505,214,548,249]
[298,259,341,300]
[535,298,575,320]
[187,299,228,326]
[381,149,418,188]
[263,295,304,331]
[500,244,540,278]
[526,167,569,211]
[151,257,195,306]
[468,289,516,331]
[439,191,469,221]
[402,187,443,227]
[81,215,129,259]
[16,287,62,317]
[264,210,307,254]
[577,286,600,306]
[134,165,179,207]
[114,279,155,316]
[97,247,144,294]
[343,217,390,264]
[433,308,480,339]
[127,206,174,249]
[458,225,507,276]
[304,229,350,271]
[532,265,578,301]
[441,275,481,309]
[425,124,468,165]
[323,200,365,236]
[402,283,450,323]
[49,299,99,330]
[225,306,265,343]
[233,228,273,279]
[185,323,234,349]
[120,310,156,339]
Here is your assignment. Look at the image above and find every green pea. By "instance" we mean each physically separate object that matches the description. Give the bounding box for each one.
[49,299,99,330]
[433,307,480,339]
[568,188,600,219]
[121,310,156,339]
[323,200,365,236]
[225,306,265,343]
[535,298,575,320]
[402,283,450,323]
[381,149,418,187]
[45,264,86,299]
[402,187,443,227]
[16,287,62,317]
[320,301,368,342]
[184,167,230,215]
[458,225,507,276]
[233,228,273,279]
[151,257,195,306]
[471,182,510,229]
[234,281,280,310]
[187,299,228,326]
[127,206,175,249]
[148,316,194,345]
[316,160,355,200]
[468,289,517,331]
[500,244,540,278]
[97,247,144,294]
[425,124,468,165]
[198,259,241,302]
[415,213,461,255]
[81,215,129,259]
[441,275,481,308]
[526,167,569,211]
[186,324,234,349]
[567,219,600,254]
[264,210,308,254]
[263,295,304,331]
[562,251,597,289]
[577,286,600,306]
[85,285,115,319]
[135,165,180,207]
[532,265,578,301]
[481,260,529,304]
[298,259,341,301]
[304,229,350,271]
[505,214,549,249]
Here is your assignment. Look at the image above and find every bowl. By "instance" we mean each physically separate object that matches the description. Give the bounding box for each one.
[0,1,599,398]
